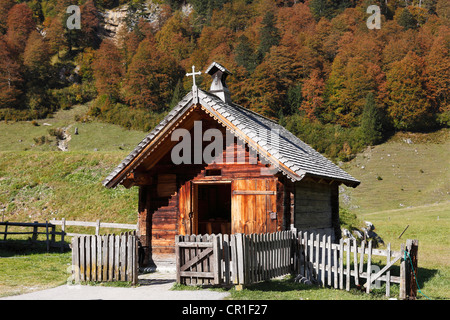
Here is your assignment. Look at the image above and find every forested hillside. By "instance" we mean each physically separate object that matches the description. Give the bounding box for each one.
[0,0,449,160]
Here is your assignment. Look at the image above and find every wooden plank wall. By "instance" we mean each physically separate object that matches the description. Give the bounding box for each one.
[294,181,336,239]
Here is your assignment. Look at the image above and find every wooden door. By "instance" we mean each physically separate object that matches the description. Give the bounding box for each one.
[178,181,194,235]
[231,179,277,234]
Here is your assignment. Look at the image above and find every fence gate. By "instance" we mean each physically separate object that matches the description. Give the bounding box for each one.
[71,232,138,285]
[175,235,221,285]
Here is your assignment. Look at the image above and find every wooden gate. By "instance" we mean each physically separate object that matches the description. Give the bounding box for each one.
[175,234,221,285]
[175,231,294,286]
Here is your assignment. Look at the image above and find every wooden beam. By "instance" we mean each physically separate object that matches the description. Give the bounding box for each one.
[363,254,402,288]
[232,190,276,195]
[125,172,154,186]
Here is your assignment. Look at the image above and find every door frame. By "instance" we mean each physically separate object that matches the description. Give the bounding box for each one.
[191,180,232,234]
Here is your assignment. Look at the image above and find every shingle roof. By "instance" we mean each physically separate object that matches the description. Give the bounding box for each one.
[102,89,360,188]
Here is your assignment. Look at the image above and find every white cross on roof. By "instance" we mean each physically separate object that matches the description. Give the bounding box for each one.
[186,65,201,87]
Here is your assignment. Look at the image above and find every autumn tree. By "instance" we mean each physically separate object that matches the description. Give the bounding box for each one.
[6,3,36,53]
[45,16,68,57]
[436,0,450,23]
[425,30,450,120]
[80,0,100,49]
[0,34,22,108]
[384,51,432,130]
[23,30,50,81]
[324,28,384,127]
[155,11,195,66]
[92,39,124,100]
[122,36,183,111]
[116,25,141,73]
[300,68,325,120]
[0,0,14,34]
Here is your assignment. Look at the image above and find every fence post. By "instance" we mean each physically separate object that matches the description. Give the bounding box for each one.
[32,221,38,241]
[45,221,49,253]
[404,239,419,300]
[213,235,221,285]
[366,240,373,293]
[400,243,406,299]
[236,233,245,286]
[61,218,66,252]
[95,219,101,235]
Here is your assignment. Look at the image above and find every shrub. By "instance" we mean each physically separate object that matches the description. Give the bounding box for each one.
[283,114,365,161]
[48,128,65,140]
[89,96,166,132]
[33,135,51,146]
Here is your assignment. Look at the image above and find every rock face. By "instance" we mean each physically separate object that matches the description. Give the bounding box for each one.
[99,5,129,38]
[98,1,193,41]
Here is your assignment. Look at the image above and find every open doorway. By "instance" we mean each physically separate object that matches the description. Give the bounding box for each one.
[196,183,231,234]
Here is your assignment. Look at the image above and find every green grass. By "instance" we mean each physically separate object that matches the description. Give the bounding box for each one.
[341,129,450,214]
[0,151,139,223]
[0,104,147,152]
[0,243,72,297]
[356,202,450,300]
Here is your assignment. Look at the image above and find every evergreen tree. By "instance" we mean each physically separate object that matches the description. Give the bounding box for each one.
[286,83,302,116]
[397,7,418,30]
[257,11,280,60]
[234,35,258,73]
[309,0,334,20]
[169,78,185,110]
[359,92,384,145]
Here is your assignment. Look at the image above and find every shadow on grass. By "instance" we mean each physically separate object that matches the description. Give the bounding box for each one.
[241,278,321,293]
[0,239,70,257]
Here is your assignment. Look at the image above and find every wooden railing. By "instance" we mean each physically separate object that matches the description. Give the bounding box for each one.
[50,218,137,237]
[0,221,64,252]
[1,219,138,253]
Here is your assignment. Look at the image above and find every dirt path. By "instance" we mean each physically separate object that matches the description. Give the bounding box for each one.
[57,125,73,151]
[0,271,230,300]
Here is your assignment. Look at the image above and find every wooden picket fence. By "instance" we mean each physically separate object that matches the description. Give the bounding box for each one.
[293,231,414,298]
[175,230,418,299]
[71,232,138,285]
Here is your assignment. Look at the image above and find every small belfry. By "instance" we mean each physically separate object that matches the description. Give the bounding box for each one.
[206,62,232,104]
